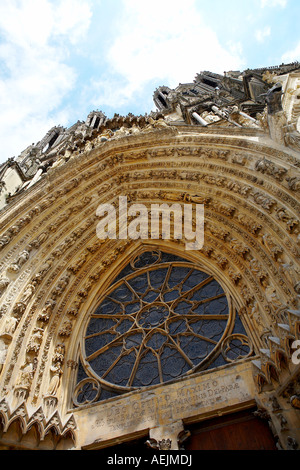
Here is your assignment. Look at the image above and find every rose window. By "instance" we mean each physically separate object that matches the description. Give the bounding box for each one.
[73,250,251,406]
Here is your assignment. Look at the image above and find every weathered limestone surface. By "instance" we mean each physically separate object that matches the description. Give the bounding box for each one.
[0,64,299,450]
[75,360,255,450]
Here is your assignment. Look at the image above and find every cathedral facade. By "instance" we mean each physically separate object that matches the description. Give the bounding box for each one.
[0,63,299,450]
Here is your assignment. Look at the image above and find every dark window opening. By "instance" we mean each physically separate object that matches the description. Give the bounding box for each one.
[48,133,59,148]
[157,94,167,107]
[202,78,219,89]
[94,117,100,129]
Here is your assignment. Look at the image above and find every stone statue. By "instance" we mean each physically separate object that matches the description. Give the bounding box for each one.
[47,363,63,396]
[0,314,18,337]
[26,328,43,353]
[7,249,30,273]
[264,83,287,144]
[143,117,169,132]
[16,357,38,389]
[46,344,65,396]
[0,277,10,295]
[249,258,267,283]
[0,338,8,374]
[20,283,36,304]
[262,234,283,260]
[265,83,283,115]
[279,262,300,290]
[265,284,283,311]
[38,299,56,323]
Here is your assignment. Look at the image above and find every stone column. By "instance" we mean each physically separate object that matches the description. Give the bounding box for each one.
[148,420,185,450]
[191,112,208,126]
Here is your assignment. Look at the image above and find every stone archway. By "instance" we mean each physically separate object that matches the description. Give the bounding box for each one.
[0,124,299,449]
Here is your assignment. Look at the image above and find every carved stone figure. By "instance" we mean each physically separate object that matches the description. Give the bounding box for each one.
[30,231,49,249]
[142,117,170,132]
[183,193,211,204]
[38,299,56,323]
[0,277,10,295]
[265,83,283,115]
[213,202,235,216]
[278,414,288,431]
[59,320,73,337]
[46,344,65,396]
[26,328,43,353]
[53,344,65,364]
[16,357,38,389]
[276,207,290,222]
[228,268,241,284]
[20,283,36,304]
[0,234,11,249]
[96,129,114,142]
[67,299,83,317]
[51,273,70,298]
[285,132,300,152]
[113,125,141,139]
[69,253,88,274]
[46,363,63,396]
[249,301,263,327]
[7,250,30,273]
[279,262,300,293]
[240,285,254,305]
[238,214,262,234]
[265,284,283,311]
[252,191,276,211]
[146,438,172,450]
[0,314,18,337]
[230,239,250,257]
[0,338,8,375]
[15,249,30,266]
[249,258,267,283]
[216,256,228,269]
[12,302,27,316]
[36,259,53,278]
[262,234,283,260]
[255,158,287,181]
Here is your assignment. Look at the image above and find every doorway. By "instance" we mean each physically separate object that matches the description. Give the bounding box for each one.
[184,409,277,450]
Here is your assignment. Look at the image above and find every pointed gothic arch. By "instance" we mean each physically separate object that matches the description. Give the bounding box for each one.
[0,71,299,448]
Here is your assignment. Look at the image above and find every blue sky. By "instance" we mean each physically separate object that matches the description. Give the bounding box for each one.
[0,0,299,163]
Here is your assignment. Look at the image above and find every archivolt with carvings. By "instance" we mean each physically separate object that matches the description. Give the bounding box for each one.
[0,126,299,447]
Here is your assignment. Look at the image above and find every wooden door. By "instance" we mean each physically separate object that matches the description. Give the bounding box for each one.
[185,409,278,450]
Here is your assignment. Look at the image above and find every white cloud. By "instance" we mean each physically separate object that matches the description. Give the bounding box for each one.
[260,0,287,7]
[0,0,92,162]
[0,0,92,49]
[282,41,300,63]
[255,26,271,43]
[88,0,246,110]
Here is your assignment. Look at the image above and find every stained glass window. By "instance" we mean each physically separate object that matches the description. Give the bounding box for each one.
[73,250,252,407]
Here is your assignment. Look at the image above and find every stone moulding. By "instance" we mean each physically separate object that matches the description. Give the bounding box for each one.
[0,398,76,449]
[0,131,298,388]
[0,122,299,450]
